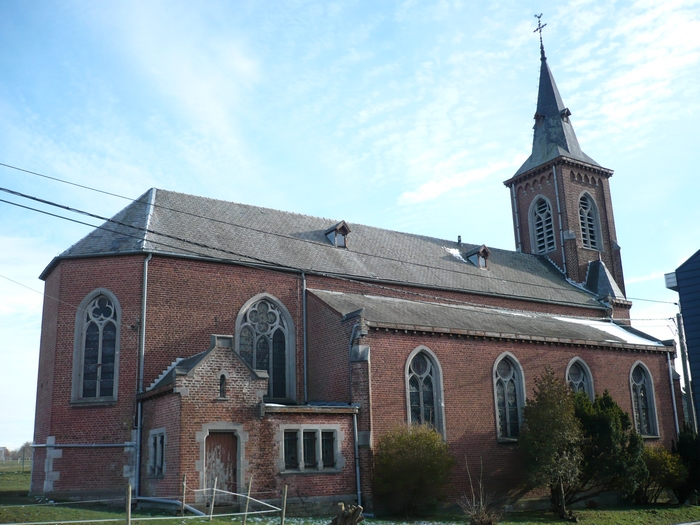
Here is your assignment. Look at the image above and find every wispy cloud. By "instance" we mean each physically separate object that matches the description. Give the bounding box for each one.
[398,155,524,204]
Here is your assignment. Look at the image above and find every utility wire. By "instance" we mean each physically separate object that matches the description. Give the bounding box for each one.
[0,184,600,298]
[0,162,679,311]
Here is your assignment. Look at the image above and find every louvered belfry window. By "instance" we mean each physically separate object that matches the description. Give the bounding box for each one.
[82,295,117,399]
[533,198,555,253]
[408,352,436,428]
[239,299,288,399]
[579,194,599,250]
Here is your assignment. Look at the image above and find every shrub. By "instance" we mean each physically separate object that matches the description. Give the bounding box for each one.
[635,445,687,504]
[519,367,582,519]
[566,390,647,505]
[673,423,700,503]
[458,457,501,525]
[372,425,455,516]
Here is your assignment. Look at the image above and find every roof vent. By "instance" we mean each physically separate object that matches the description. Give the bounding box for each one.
[325,221,351,248]
[465,244,490,269]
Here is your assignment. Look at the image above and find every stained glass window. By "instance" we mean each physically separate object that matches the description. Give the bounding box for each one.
[567,361,592,399]
[408,352,437,429]
[237,298,290,399]
[495,356,522,439]
[80,294,118,399]
[631,364,655,435]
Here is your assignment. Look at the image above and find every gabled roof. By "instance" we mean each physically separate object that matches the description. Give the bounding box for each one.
[310,289,668,351]
[42,188,604,309]
[508,51,604,180]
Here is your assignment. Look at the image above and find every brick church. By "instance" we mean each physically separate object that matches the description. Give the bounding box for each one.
[31,40,682,512]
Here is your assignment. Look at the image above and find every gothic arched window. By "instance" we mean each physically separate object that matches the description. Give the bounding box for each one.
[530,197,555,254]
[566,358,594,400]
[579,193,601,250]
[236,296,295,400]
[72,290,121,403]
[405,347,444,434]
[493,353,524,440]
[630,363,658,436]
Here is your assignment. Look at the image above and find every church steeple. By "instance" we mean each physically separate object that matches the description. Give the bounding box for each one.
[514,22,600,177]
[504,18,628,318]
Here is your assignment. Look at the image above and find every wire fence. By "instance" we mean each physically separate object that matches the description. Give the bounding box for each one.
[1,478,289,525]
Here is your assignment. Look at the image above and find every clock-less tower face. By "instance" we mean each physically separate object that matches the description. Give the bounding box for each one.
[504,46,625,298]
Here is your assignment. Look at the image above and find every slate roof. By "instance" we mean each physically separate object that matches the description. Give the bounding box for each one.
[43,188,604,309]
[508,52,605,180]
[310,290,667,350]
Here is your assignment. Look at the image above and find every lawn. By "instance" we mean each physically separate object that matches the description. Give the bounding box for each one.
[3,466,700,525]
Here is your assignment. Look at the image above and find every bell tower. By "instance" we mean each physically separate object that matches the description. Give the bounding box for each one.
[503,18,628,316]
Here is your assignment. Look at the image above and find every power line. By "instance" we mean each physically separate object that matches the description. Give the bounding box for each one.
[0,162,679,310]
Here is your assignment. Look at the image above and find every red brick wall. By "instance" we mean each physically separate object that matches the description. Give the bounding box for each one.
[141,393,181,498]
[31,267,61,492]
[306,293,351,403]
[364,328,677,501]
[508,161,625,295]
[31,256,145,495]
[143,257,304,399]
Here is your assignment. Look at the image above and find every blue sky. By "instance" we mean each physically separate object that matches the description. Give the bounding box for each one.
[1,0,699,449]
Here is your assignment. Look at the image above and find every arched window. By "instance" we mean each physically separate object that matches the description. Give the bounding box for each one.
[493,353,525,440]
[630,362,658,436]
[72,289,121,403]
[579,193,600,250]
[566,358,594,400]
[236,295,295,401]
[405,347,445,435]
[530,197,555,254]
[219,374,227,398]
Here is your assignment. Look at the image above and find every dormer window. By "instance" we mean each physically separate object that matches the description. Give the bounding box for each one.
[325,221,351,248]
[465,245,490,269]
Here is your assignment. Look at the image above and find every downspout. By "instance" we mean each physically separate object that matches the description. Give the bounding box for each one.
[509,185,522,252]
[302,272,308,404]
[552,165,568,276]
[668,351,680,436]
[348,324,362,506]
[352,411,362,507]
[135,252,152,497]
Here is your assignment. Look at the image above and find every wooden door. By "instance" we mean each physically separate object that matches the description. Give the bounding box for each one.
[205,432,237,504]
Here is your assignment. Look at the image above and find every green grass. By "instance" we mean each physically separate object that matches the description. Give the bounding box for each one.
[3,467,700,525]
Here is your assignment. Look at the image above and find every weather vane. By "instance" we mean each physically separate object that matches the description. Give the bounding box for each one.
[534,13,547,59]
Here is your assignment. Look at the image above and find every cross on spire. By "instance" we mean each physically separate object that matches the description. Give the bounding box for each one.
[534,13,547,60]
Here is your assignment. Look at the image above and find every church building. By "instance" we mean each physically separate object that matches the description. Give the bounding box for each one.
[31,40,682,512]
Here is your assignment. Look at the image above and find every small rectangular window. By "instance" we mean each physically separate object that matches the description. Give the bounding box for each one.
[303,431,317,468]
[284,431,299,469]
[322,431,335,468]
[148,429,165,477]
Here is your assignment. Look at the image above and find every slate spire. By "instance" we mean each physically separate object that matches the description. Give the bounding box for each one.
[513,25,600,177]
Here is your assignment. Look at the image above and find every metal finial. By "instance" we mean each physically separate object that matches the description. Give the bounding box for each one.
[534,13,547,60]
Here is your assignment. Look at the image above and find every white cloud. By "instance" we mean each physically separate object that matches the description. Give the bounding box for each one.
[398,155,523,204]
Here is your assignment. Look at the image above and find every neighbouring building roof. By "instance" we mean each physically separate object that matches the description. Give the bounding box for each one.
[42,188,604,309]
[310,289,668,351]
